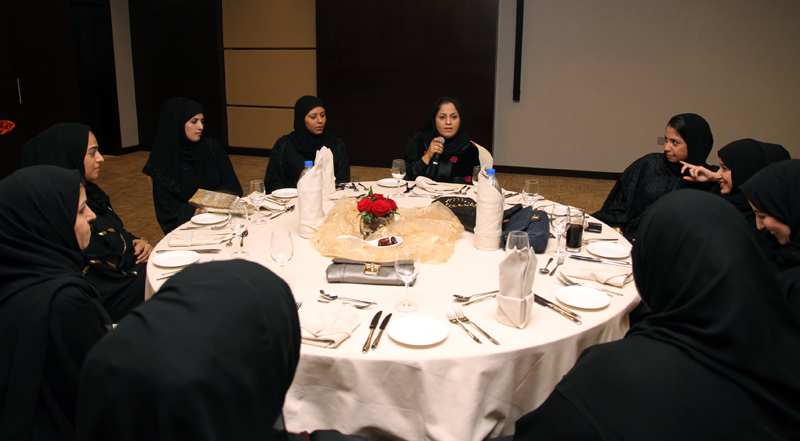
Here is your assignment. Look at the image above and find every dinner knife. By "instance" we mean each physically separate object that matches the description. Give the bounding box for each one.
[569,255,631,266]
[156,249,221,254]
[534,294,580,320]
[403,184,416,193]
[371,313,392,350]
[362,310,383,354]
[533,296,582,325]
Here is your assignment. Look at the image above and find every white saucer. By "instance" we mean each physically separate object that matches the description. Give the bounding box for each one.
[387,316,448,346]
[272,188,299,198]
[191,213,229,224]
[586,242,631,259]
[556,286,610,309]
[377,178,406,188]
[152,251,200,268]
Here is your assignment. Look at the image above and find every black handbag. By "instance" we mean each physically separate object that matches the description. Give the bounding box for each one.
[434,197,524,232]
[501,206,549,253]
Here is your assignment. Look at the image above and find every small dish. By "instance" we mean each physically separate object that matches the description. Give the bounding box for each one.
[555,286,610,310]
[191,213,229,225]
[387,316,449,346]
[272,188,299,198]
[586,242,631,259]
[337,235,404,248]
[152,251,200,268]
[377,178,405,188]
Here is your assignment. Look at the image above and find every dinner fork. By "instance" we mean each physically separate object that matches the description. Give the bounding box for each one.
[453,306,499,345]
[295,297,303,309]
[557,274,622,297]
[549,255,565,276]
[445,307,482,343]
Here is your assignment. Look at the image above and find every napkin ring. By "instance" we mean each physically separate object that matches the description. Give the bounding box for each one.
[363,262,381,276]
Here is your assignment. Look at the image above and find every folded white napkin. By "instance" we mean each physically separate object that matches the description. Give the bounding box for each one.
[168,230,233,247]
[561,267,634,288]
[297,162,324,239]
[316,147,336,195]
[300,302,361,348]
[414,176,462,193]
[496,249,538,328]
[473,170,504,250]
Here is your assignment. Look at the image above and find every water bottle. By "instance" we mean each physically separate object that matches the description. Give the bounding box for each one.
[484,169,503,194]
[298,161,314,180]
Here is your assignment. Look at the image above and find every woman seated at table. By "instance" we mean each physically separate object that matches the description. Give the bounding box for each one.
[592,113,716,240]
[143,97,242,234]
[680,138,791,263]
[404,96,480,183]
[264,95,350,192]
[21,123,150,321]
[509,190,800,440]
[0,166,111,441]
[741,159,800,307]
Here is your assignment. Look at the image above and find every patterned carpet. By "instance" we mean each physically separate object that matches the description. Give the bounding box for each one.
[99,151,616,243]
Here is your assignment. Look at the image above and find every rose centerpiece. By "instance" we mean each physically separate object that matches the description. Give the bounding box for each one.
[357,188,399,239]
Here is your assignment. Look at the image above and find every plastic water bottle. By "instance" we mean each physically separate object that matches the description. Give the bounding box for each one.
[484,169,503,194]
[298,161,314,180]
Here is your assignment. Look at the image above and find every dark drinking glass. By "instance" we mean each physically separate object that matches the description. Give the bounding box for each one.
[566,223,583,250]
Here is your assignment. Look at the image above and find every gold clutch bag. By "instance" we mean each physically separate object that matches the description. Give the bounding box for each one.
[188,189,240,213]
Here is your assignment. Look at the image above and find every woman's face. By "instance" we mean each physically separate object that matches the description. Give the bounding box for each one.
[435,102,460,139]
[83,131,104,182]
[749,201,791,245]
[74,186,96,250]
[664,126,688,163]
[304,106,326,135]
[714,157,733,194]
[184,113,204,142]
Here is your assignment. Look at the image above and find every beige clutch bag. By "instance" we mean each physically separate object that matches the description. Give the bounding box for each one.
[188,189,240,213]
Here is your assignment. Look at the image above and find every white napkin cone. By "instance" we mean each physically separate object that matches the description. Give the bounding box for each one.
[561,267,633,287]
[168,230,233,247]
[297,161,324,239]
[414,176,462,193]
[299,302,361,348]
[316,147,336,195]
[496,249,538,328]
[473,170,504,250]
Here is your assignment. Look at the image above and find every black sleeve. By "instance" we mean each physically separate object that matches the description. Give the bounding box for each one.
[513,390,601,441]
[151,182,187,234]
[333,137,351,184]
[264,138,294,192]
[404,137,430,181]
[211,140,243,197]
[450,144,480,184]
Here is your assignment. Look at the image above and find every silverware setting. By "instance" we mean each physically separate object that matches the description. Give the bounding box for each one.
[583,238,618,244]
[533,295,582,324]
[569,255,631,267]
[453,306,499,345]
[549,255,565,276]
[539,257,554,273]
[264,196,289,206]
[453,290,500,302]
[557,274,622,297]
[156,249,221,254]
[317,300,372,309]
[362,311,383,354]
[462,294,496,306]
[269,204,295,219]
[371,313,392,350]
[319,289,376,305]
[446,307,481,343]
[295,297,303,309]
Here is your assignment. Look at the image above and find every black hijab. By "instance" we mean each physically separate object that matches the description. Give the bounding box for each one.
[76,260,301,441]
[663,113,714,175]
[526,190,800,440]
[716,139,790,215]
[407,96,471,157]
[286,95,337,159]
[0,166,108,440]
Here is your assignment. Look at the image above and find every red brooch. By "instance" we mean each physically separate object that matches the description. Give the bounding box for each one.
[465,176,472,183]
[450,156,457,163]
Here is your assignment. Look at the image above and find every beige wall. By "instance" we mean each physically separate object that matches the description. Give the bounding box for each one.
[110,0,138,148]
[494,0,800,172]
[222,0,317,149]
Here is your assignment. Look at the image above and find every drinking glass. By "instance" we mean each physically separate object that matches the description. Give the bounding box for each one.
[229,200,250,258]
[391,159,406,198]
[472,165,482,194]
[522,180,539,207]
[505,230,530,256]
[249,180,266,224]
[565,207,585,253]
[270,230,294,279]
[395,244,420,312]
[549,205,571,257]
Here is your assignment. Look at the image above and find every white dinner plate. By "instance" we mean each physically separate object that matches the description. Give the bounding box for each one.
[377,178,406,188]
[272,188,299,198]
[556,286,610,310]
[191,213,229,225]
[586,242,631,259]
[152,251,200,268]
[387,315,449,346]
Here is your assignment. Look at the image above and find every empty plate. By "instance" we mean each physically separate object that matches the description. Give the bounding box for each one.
[586,242,631,259]
[556,286,610,310]
[272,188,299,198]
[191,213,229,225]
[377,178,405,188]
[387,316,448,346]
[152,251,200,268]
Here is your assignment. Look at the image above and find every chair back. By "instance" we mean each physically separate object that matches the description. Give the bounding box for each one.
[473,142,493,168]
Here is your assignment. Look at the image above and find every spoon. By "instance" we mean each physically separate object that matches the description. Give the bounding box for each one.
[269,204,295,219]
[336,235,403,247]
[319,289,376,305]
[539,257,554,273]
[317,299,372,309]
[453,290,500,301]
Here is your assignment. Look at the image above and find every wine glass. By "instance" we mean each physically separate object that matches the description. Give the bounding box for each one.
[391,159,406,198]
[249,180,266,225]
[522,180,539,207]
[229,200,250,258]
[472,166,482,194]
[505,230,530,256]
[395,244,420,312]
[549,205,571,257]
[270,230,294,279]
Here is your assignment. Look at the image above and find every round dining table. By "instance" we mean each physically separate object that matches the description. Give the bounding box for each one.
[145,182,640,441]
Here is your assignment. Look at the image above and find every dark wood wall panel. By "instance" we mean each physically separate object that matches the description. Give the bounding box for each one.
[316,1,498,167]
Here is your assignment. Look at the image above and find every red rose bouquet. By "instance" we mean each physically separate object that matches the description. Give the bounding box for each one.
[357,188,398,222]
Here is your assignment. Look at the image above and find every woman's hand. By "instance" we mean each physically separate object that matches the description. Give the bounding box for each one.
[680,161,717,183]
[422,139,445,165]
[133,239,153,264]
[194,207,207,216]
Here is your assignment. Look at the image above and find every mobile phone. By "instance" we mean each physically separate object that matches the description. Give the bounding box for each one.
[586,222,602,233]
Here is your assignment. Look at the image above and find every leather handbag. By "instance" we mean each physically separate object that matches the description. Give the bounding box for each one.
[325,258,416,286]
[501,206,549,253]
[433,197,523,232]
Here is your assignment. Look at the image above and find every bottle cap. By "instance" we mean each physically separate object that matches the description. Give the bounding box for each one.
[304,161,314,167]
[486,169,496,175]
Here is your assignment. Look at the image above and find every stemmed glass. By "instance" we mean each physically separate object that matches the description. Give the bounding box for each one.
[249,180,266,225]
[505,230,530,256]
[549,205,571,257]
[395,244,420,312]
[270,230,294,279]
[229,200,250,258]
[522,180,539,207]
[391,159,406,198]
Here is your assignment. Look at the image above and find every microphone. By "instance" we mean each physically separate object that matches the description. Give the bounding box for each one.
[432,136,444,166]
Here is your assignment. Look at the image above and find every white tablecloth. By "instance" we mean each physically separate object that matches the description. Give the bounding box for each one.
[146,183,640,441]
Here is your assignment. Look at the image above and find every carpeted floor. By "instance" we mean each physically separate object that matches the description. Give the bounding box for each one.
[98,151,616,243]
